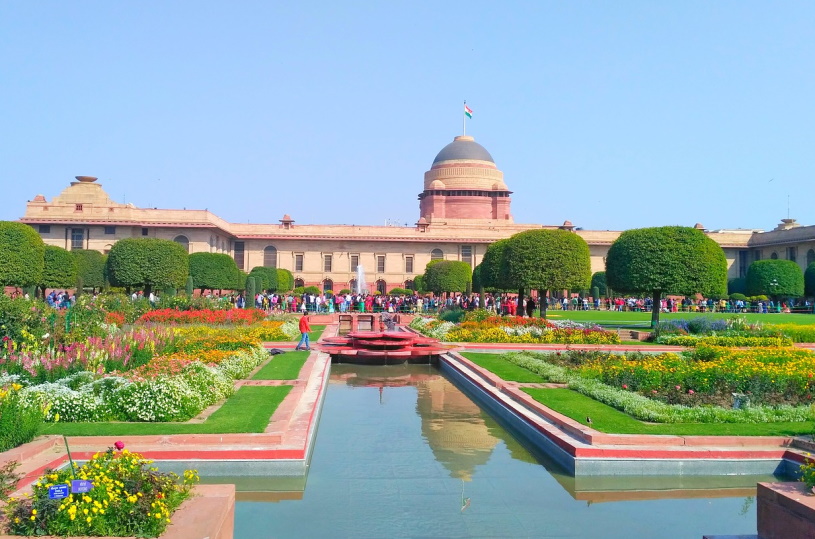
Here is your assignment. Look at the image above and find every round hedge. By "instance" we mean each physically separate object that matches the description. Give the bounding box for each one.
[505,229,591,292]
[106,238,189,292]
[41,245,78,290]
[746,259,804,298]
[0,222,45,287]
[72,249,107,289]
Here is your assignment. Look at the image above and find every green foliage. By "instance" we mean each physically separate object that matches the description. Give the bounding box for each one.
[388,287,412,296]
[292,286,305,295]
[0,221,45,287]
[338,288,351,295]
[730,293,747,301]
[805,263,815,297]
[606,226,727,296]
[746,259,804,298]
[505,230,591,292]
[303,285,321,295]
[590,271,607,296]
[479,239,512,290]
[423,260,472,294]
[189,253,241,292]
[248,266,278,293]
[728,277,747,295]
[245,276,256,308]
[40,246,78,291]
[591,286,600,299]
[439,307,466,323]
[276,268,294,292]
[413,275,424,293]
[0,386,42,453]
[71,249,106,289]
[106,238,189,293]
[185,275,194,296]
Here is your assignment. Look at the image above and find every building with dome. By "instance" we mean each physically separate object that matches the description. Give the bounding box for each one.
[18,135,815,294]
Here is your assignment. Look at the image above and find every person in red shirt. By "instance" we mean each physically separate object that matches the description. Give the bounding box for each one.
[295,314,312,351]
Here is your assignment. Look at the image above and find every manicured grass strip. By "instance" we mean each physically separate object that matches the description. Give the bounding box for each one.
[523,387,813,437]
[39,385,292,436]
[540,310,815,326]
[460,352,546,383]
[252,351,308,380]
[289,325,325,342]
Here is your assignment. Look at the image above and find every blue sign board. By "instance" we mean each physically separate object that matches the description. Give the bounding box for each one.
[48,484,70,500]
[71,480,93,494]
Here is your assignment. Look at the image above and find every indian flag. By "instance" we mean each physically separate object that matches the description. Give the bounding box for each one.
[464,104,473,119]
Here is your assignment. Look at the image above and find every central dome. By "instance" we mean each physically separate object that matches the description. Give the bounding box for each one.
[432,135,494,165]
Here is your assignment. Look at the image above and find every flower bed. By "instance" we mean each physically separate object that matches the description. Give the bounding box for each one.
[504,351,814,423]
[657,335,793,347]
[137,308,266,326]
[2,444,198,538]
[655,316,796,347]
[409,316,620,344]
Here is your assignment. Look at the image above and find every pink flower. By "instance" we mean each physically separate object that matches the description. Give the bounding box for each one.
[675,385,681,390]
[622,384,628,389]
[651,390,658,394]
[114,441,125,451]
[688,389,695,395]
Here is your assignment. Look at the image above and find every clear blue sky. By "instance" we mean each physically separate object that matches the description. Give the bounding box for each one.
[2,1,813,232]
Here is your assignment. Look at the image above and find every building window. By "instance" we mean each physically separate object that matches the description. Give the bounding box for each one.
[405,279,415,291]
[324,254,333,272]
[754,251,762,262]
[323,279,333,293]
[377,255,385,273]
[173,235,190,253]
[738,250,748,278]
[350,254,359,272]
[294,278,305,288]
[104,226,116,235]
[264,246,278,268]
[461,245,473,266]
[788,246,798,263]
[771,252,778,260]
[234,241,245,270]
[75,204,83,212]
[405,256,414,274]
[431,248,444,261]
[38,225,50,234]
[141,227,149,236]
[376,279,387,294]
[295,254,304,272]
[71,228,84,250]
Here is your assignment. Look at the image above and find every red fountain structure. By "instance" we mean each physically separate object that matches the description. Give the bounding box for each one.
[321,331,453,365]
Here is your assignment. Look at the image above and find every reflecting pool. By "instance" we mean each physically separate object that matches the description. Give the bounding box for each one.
[228,364,778,539]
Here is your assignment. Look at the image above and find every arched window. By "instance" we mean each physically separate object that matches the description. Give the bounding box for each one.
[376,279,387,294]
[264,246,278,268]
[430,248,444,261]
[349,279,358,293]
[771,252,779,260]
[173,235,190,252]
[807,249,815,266]
[404,279,415,291]
[323,279,334,293]
[294,278,305,288]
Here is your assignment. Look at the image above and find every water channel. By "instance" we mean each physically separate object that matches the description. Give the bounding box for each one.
[211,364,782,538]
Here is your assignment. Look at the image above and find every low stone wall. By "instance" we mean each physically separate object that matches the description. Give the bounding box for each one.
[0,484,235,539]
[757,482,815,539]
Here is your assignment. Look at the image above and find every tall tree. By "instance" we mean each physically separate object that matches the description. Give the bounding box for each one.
[590,271,608,297]
[806,263,815,299]
[478,238,513,292]
[248,266,279,293]
[746,259,804,300]
[106,238,189,294]
[276,268,294,292]
[423,261,472,295]
[72,249,107,291]
[605,226,727,329]
[0,221,45,288]
[40,246,78,296]
[504,229,591,318]
[189,253,242,293]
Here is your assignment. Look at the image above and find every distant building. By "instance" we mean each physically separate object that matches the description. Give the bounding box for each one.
[18,135,815,293]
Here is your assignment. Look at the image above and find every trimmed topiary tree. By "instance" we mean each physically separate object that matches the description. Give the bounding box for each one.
[590,271,607,297]
[479,239,512,292]
[606,226,727,329]
[106,238,189,295]
[276,269,294,292]
[248,266,278,293]
[71,250,106,291]
[806,263,815,298]
[423,260,472,295]
[388,287,412,296]
[39,245,78,296]
[746,259,804,299]
[189,253,242,294]
[185,275,194,296]
[0,221,45,288]
[727,277,747,295]
[504,229,591,318]
[245,276,256,309]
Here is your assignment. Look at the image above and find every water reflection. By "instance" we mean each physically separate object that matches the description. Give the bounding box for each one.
[229,364,772,539]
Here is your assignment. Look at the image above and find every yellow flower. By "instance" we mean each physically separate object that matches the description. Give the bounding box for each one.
[53,413,60,422]
[86,516,92,523]
[31,509,37,515]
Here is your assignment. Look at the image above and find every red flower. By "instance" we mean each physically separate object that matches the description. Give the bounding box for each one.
[622,384,628,389]
[114,440,125,451]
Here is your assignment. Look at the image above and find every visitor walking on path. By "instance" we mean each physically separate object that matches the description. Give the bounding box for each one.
[295,314,312,351]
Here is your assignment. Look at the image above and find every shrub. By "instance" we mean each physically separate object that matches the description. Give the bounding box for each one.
[72,250,107,290]
[106,238,189,293]
[190,253,242,292]
[0,221,45,287]
[746,259,804,298]
[0,383,43,452]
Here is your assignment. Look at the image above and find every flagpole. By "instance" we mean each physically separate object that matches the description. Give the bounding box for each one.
[463,100,466,136]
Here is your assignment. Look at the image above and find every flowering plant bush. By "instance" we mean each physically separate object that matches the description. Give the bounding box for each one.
[657,334,793,347]
[137,308,265,325]
[0,382,43,452]
[3,444,199,537]
[409,316,619,344]
[800,455,815,489]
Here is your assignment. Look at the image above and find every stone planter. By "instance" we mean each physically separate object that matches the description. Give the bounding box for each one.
[0,484,234,539]
[757,481,815,539]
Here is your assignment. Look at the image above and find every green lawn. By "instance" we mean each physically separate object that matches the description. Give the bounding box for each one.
[524,388,813,436]
[460,352,546,382]
[39,385,292,436]
[540,310,815,327]
[289,325,325,342]
[252,351,309,380]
